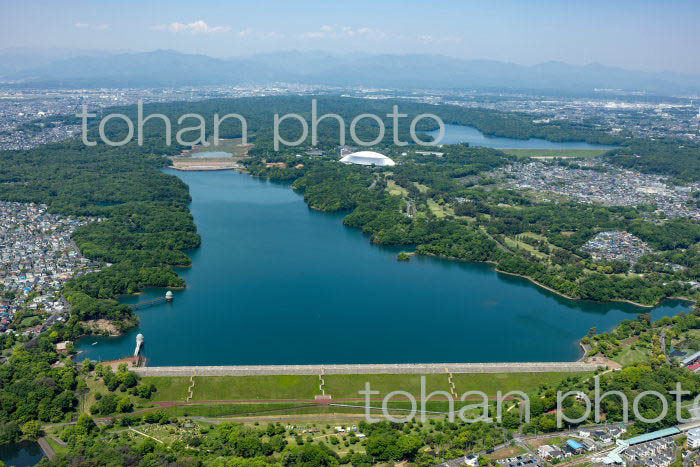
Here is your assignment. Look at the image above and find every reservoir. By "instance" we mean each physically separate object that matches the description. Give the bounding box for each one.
[76,168,689,365]
[0,442,44,467]
[427,124,618,149]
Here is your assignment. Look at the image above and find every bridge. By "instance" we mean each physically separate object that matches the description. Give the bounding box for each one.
[131,297,168,310]
[131,291,173,310]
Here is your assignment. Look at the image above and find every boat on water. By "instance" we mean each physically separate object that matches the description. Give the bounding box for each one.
[91,342,97,346]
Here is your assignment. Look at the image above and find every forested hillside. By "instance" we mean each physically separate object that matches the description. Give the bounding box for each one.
[0,140,199,330]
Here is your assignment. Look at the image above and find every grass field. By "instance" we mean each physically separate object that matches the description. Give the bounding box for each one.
[45,436,69,456]
[160,402,307,418]
[426,199,447,218]
[190,375,320,401]
[501,148,611,159]
[323,374,451,399]
[159,400,485,419]
[451,372,592,397]
[527,436,563,448]
[386,179,408,196]
[139,372,592,404]
[612,346,651,366]
[414,182,430,193]
[141,376,191,401]
[191,137,251,157]
[503,236,549,260]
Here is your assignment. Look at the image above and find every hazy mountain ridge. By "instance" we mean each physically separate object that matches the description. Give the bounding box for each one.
[2,48,698,94]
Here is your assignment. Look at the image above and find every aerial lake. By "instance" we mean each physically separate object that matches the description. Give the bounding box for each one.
[76,165,689,365]
[427,124,618,149]
[0,441,44,467]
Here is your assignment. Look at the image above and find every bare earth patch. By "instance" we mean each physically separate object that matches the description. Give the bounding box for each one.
[488,446,526,459]
[168,157,242,171]
[81,319,121,336]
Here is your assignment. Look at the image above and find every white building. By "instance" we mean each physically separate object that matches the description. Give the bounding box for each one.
[688,427,700,449]
[339,151,395,167]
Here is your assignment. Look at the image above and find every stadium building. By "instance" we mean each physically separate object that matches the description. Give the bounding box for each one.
[339,151,396,167]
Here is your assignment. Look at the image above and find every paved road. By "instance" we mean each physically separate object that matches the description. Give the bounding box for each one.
[134,362,602,377]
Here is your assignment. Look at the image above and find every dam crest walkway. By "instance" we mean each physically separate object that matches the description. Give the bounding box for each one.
[134,362,602,377]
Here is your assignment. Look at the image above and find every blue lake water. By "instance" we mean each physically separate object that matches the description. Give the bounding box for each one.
[75,170,689,366]
[0,442,44,467]
[427,124,618,149]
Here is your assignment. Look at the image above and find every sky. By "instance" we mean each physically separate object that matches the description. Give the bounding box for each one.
[2,0,700,74]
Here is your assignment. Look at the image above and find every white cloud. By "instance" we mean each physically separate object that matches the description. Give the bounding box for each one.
[231,28,285,40]
[300,25,387,41]
[416,34,462,44]
[151,20,231,35]
[298,25,460,45]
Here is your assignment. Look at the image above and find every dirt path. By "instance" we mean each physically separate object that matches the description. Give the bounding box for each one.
[129,427,164,444]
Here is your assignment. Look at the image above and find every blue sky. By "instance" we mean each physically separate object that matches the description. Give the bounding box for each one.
[2,0,699,74]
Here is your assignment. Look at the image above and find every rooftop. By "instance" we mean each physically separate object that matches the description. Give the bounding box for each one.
[623,427,680,445]
[339,151,395,167]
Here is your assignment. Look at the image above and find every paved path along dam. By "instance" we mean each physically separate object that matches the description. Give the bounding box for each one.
[134,362,603,377]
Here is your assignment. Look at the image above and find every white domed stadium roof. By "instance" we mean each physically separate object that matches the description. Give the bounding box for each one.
[339,151,395,167]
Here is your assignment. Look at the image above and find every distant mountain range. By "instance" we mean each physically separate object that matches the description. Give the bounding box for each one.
[1,48,698,95]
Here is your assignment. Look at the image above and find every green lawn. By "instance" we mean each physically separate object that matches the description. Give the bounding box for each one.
[192,137,250,157]
[386,179,408,196]
[519,232,549,242]
[141,372,590,404]
[45,436,69,456]
[500,148,611,159]
[160,400,474,418]
[503,236,549,260]
[414,182,430,193]
[452,372,592,397]
[323,374,451,399]
[161,402,304,417]
[190,375,320,401]
[612,346,651,366]
[427,199,446,218]
[141,376,192,401]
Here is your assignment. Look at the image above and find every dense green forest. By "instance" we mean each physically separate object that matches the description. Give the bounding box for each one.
[37,95,625,151]
[27,95,700,181]
[604,138,700,182]
[244,147,696,306]
[0,139,199,327]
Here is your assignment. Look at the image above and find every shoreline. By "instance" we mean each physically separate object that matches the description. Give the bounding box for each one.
[273,165,695,310]
[416,251,694,309]
[81,168,693,362]
[494,269,695,309]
